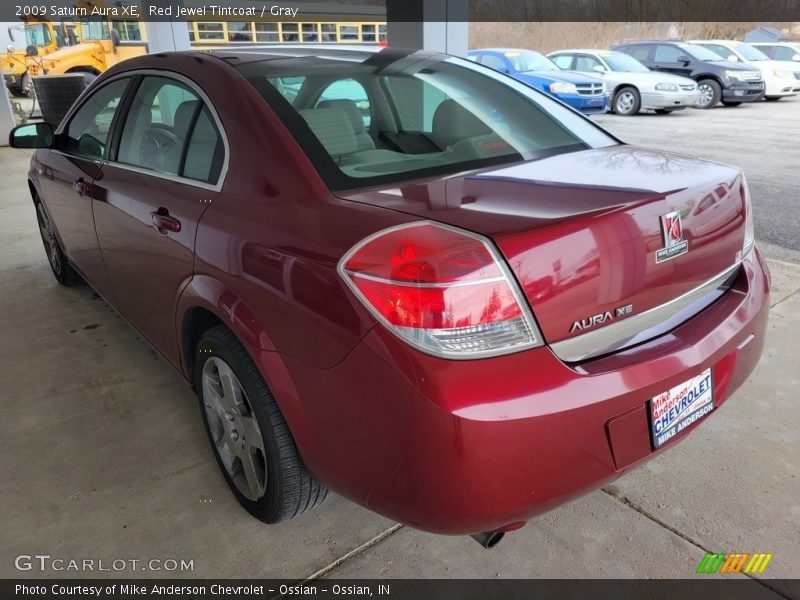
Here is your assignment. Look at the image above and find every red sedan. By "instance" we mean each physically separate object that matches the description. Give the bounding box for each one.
[10,47,769,548]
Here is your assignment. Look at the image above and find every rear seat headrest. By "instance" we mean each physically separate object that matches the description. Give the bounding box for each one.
[298,108,358,158]
[317,99,366,134]
[431,99,492,150]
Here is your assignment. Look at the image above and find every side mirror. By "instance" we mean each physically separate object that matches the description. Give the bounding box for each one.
[592,65,607,73]
[677,55,691,65]
[792,54,800,62]
[9,122,54,149]
[77,133,104,158]
[727,54,739,62]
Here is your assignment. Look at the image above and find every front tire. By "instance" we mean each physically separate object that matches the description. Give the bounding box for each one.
[195,325,327,523]
[613,86,641,116]
[654,108,676,114]
[35,197,81,286]
[721,101,742,107]
[696,79,721,109]
[765,96,782,102]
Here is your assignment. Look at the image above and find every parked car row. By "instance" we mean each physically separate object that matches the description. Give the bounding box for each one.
[469,39,800,116]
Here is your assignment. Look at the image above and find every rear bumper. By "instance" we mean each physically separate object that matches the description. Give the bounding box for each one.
[558,92,609,115]
[641,90,699,109]
[278,247,770,535]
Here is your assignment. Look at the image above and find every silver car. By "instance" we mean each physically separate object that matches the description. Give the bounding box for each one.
[548,49,700,115]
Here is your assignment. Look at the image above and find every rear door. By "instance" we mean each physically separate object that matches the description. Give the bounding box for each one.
[92,74,226,366]
[38,76,132,289]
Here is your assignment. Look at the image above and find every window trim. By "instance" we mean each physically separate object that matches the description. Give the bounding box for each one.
[55,69,230,192]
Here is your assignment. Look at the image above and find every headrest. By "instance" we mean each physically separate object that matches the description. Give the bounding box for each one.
[298,108,358,158]
[317,99,366,134]
[173,100,200,140]
[431,99,491,149]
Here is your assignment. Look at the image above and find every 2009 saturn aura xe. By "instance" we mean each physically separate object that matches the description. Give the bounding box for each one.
[10,47,769,547]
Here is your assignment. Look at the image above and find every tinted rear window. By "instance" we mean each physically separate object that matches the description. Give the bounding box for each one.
[235,51,616,191]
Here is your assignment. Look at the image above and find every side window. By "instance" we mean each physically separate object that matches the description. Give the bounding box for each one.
[64,77,129,159]
[550,54,574,69]
[478,54,508,72]
[654,45,684,63]
[625,45,651,62]
[117,77,200,175]
[574,55,602,72]
[182,107,224,184]
[773,46,795,60]
[316,78,371,127]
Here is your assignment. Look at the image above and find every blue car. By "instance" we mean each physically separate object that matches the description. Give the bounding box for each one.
[468,48,609,115]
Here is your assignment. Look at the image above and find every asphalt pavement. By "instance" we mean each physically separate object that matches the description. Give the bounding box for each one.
[594,96,800,263]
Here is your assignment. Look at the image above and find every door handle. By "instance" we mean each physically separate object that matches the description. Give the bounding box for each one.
[150,209,181,235]
[72,178,91,196]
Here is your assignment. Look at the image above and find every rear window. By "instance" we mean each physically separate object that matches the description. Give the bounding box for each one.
[235,51,616,191]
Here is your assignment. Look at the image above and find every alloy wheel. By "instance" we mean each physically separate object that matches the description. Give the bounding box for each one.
[615,91,636,114]
[697,83,714,108]
[36,203,61,276]
[201,356,267,501]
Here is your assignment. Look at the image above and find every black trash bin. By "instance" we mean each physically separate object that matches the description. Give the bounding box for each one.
[32,74,88,129]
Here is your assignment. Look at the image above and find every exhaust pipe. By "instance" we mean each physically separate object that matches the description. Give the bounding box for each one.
[469,531,505,549]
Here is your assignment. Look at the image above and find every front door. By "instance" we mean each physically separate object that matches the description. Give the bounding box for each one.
[93,75,225,366]
[38,76,132,288]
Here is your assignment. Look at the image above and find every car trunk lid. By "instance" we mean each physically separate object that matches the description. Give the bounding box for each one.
[337,145,747,356]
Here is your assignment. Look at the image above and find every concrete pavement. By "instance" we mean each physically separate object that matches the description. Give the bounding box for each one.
[0,135,798,589]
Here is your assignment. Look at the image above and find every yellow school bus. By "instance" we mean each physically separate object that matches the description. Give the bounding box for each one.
[2,18,82,96]
[25,19,147,86]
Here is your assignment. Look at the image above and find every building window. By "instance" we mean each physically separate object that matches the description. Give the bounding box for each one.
[361,24,376,42]
[302,23,319,42]
[280,23,299,42]
[320,23,337,42]
[111,21,141,42]
[255,23,278,42]
[338,24,359,41]
[197,22,224,41]
[227,21,253,42]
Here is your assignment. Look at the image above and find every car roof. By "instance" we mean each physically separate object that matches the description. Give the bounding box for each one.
[548,49,622,54]
[687,40,739,45]
[204,44,451,67]
[614,40,686,45]
[469,48,540,54]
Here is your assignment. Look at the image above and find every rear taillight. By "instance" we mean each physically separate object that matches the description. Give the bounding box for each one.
[741,174,755,257]
[338,222,542,359]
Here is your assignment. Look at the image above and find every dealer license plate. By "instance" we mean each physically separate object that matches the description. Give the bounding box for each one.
[649,368,714,448]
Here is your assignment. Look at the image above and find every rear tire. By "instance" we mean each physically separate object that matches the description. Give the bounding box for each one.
[654,108,676,114]
[195,325,327,523]
[613,86,641,116]
[765,96,782,101]
[34,197,81,286]
[696,79,721,109]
